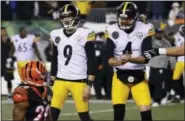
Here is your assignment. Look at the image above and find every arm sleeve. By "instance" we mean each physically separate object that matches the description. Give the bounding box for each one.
[141,36,153,63]
[85,41,96,75]
[13,88,28,103]
[106,38,115,59]
[50,43,58,76]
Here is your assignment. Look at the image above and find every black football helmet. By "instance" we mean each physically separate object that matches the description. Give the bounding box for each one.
[60,4,80,30]
[117,2,139,31]
[179,25,185,36]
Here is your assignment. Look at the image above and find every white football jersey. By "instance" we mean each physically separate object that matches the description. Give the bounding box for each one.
[50,28,93,80]
[106,21,154,70]
[174,32,184,62]
[11,34,35,61]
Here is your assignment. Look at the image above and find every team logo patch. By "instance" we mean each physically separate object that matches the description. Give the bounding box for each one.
[112,31,119,39]
[55,36,61,44]
[128,76,135,83]
[136,32,143,39]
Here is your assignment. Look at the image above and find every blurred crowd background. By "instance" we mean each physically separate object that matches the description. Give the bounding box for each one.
[1,1,185,106]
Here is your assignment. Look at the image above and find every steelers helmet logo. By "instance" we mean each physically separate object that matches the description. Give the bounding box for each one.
[112,31,119,39]
[55,36,61,44]
[128,76,134,83]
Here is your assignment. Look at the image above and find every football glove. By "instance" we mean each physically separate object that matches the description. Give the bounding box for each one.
[143,48,159,60]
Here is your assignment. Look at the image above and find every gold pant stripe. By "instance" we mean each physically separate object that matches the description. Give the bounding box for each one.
[173,61,184,80]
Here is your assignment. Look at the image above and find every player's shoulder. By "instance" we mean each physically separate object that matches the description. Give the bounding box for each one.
[136,21,155,37]
[105,24,120,40]
[105,23,118,32]
[136,21,153,29]
[78,27,93,35]
[50,28,63,36]
[77,27,96,41]
[27,34,35,38]
[12,85,30,103]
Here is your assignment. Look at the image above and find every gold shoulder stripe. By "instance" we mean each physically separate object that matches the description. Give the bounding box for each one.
[148,30,155,37]
[104,29,110,39]
[87,31,96,41]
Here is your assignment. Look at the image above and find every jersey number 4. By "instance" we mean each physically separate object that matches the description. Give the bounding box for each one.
[123,42,132,54]
[63,45,73,65]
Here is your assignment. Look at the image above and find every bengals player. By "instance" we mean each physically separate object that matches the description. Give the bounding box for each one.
[12,61,52,121]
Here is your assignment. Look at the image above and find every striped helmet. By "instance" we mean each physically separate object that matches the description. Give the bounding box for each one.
[21,61,50,86]
[117,2,139,31]
[60,4,80,30]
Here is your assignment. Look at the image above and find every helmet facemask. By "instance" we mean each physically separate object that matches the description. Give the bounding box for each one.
[25,71,50,87]
[118,14,136,31]
[60,12,79,31]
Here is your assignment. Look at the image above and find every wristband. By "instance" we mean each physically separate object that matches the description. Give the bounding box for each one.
[159,48,167,55]
[86,80,93,87]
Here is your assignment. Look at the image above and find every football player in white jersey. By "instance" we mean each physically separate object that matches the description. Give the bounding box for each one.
[50,4,96,121]
[143,25,185,58]
[10,27,42,81]
[105,2,154,120]
[173,25,184,81]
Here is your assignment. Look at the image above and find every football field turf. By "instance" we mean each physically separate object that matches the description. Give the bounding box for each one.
[1,99,184,120]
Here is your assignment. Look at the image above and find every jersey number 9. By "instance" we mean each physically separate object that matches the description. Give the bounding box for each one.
[63,45,73,65]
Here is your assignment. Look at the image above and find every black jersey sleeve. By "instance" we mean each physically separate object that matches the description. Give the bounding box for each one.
[141,36,152,63]
[50,43,58,77]
[106,38,116,59]
[85,41,96,75]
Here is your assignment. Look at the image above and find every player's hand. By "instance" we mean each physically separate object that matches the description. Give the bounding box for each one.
[120,54,131,64]
[143,49,159,60]
[83,86,91,101]
[50,76,55,86]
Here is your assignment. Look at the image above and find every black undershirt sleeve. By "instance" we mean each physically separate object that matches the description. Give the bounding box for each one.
[141,36,152,63]
[50,43,58,77]
[106,38,115,59]
[85,41,96,75]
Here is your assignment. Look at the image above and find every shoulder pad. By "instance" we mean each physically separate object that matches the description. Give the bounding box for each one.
[87,31,96,41]
[160,22,167,30]
[104,29,110,39]
[147,24,155,37]
[13,87,28,103]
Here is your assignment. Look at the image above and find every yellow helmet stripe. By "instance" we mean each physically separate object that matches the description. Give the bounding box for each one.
[64,4,69,12]
[122,2,129,12]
